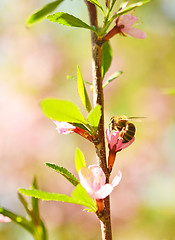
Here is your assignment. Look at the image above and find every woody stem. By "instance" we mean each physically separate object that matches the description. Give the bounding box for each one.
[85,1,112,240]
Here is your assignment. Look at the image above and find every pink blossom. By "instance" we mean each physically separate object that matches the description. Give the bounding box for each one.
[53,121,76,134]
[106,128,135,152]
[79,165,122,199]
[116,14,147,39]
[0,214,11,223]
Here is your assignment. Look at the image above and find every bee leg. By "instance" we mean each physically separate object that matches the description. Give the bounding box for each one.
[119,128,125,138]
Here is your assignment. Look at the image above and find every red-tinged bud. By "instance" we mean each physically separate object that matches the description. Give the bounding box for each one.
[53,121,76,134]
[74,127,93,141]
[108,146,117,173]
[103,25,123,41]
[53,121,93,141]
[106,128,135,172]
[96,199,104,212]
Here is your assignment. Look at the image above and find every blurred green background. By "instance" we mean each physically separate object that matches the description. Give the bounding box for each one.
[0,0,175,239]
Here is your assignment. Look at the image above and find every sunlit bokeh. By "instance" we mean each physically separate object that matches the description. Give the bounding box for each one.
[0,0,175,239]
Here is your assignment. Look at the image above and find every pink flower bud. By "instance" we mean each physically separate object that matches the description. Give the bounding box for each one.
[106,128,135,152]
[106,128,135,172]
[79,165,122,200]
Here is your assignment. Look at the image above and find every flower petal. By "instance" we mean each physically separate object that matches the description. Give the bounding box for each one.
[110,131,120,150]
[79,167,95,195]
[112,171,122,187]
[89,165,106,189]
[93,184,114,199]
[116,138,123,150]
[117,137,135,151]
[106,129,120,150]
[120,14,138,27]
[0,214,11,223]
[53,121,76,134]
[106,128,111,144]
[123,27,147,39]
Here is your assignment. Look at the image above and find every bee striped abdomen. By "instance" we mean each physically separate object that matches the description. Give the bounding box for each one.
[122,123,136,143]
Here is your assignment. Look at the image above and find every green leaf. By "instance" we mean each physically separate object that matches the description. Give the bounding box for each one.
[72,122,91,133]
[19,189,76,202]
[18,188,96,211]
[111,0,150,21]
[26,0,64,26]
[83,208,96,213]
[75,148,86,174]
[0,207,34,234]
[118,0,150,14]
[87,0,105,15]
[110,0,118,12]
[45,163,79,186]
[41,98,88,124]
[67,75,92,86]
[119,0,129,10]
[101,41,112,79]
[103,71,123,88]
[47,12,97,33]
[72,184,97,212]
[77,66,92,112]
[87,104,101,128]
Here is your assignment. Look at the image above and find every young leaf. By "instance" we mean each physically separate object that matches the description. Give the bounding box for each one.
[117,0,150,15]
[75,148,86,174]
[87,104,101,128]
[72,123,90,132]
[47,12,97,33]
[77,66,92,112]
[18,188,96,210]
[119,0,129,10]
[72,184,97,212]
[110,0,151,22]
[45,163,79,186]
[19,189,75,202]
[41,98,88,124]
[26,0,64,26]
[110,0,118,12]
[0,207,34,234]
[67,75,92,87]
[103,71,123,88]
[87,0,105,15]
[101,41,112,79]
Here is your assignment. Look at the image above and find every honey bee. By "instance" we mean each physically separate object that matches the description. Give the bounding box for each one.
[110,116,144,143]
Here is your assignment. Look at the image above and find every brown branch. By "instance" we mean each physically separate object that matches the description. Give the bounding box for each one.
[85,1,112,239]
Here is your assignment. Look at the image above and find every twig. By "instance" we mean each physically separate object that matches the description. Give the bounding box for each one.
[85,1,112,239]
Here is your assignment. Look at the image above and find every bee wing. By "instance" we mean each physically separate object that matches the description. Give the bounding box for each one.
[128,117,147,122]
